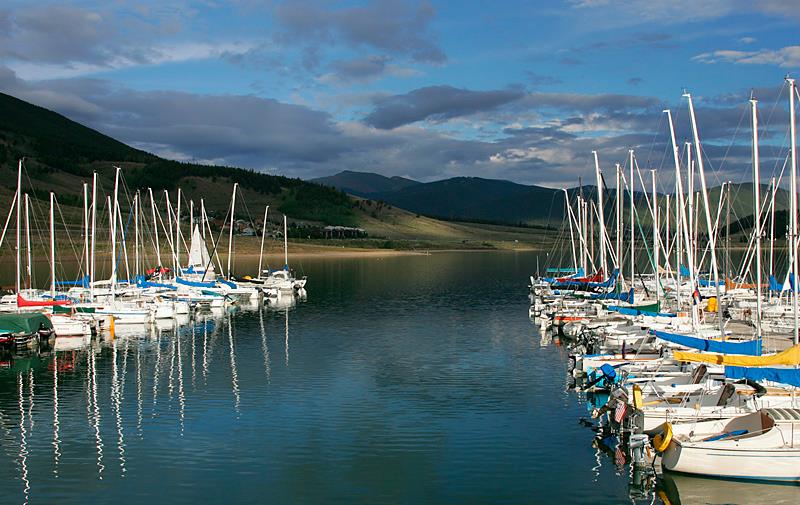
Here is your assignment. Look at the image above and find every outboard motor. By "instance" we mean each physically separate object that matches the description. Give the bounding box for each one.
[628,433,650,468]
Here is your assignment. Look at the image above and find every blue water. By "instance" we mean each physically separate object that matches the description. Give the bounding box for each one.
[0,252,792,504]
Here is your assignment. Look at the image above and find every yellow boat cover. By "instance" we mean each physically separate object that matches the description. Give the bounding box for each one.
[673,344,800,366]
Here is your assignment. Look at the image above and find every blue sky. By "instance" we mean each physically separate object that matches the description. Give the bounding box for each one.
[1,0,799,187]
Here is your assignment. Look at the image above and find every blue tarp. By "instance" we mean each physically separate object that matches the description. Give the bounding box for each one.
[725,366,800,387]
[651,329,762,355]
[176,277,217,288]
[136,276,177,291]
[610,307,676,318]
[218,278,237,289]
[554,269,618,289]
[769,273,798,292]
[591,289,634,304]
[542,267,586,284]
[55,275,90,287]
[698,278,725,287]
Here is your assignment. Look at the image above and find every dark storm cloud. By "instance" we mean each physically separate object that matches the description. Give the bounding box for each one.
[325,55,391,83]
[0,5,113,64]
[363,85,526,129]
[274,0,446,64]
[1,64,787,186]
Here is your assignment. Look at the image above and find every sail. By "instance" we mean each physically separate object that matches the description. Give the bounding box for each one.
[188,225,213,274]
[674,344,800,366]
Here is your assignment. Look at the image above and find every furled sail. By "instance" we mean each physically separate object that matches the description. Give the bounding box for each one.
[674,344,800,366]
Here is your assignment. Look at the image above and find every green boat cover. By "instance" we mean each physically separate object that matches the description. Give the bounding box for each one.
[52,305,95,314]
[0,313,53,334]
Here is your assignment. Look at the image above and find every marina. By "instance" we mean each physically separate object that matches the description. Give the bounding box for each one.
[3,2,800,503]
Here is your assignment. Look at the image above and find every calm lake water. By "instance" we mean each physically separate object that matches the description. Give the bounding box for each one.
[1,252,798,504]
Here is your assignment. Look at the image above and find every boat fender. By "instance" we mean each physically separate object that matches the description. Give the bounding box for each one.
[652,423,672,453]
[632,384,643,410]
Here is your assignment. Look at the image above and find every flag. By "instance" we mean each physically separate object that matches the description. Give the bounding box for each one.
[614,401,627,423]
[615,445,626,466]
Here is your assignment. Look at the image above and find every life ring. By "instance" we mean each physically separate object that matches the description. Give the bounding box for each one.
[653,422,673,452]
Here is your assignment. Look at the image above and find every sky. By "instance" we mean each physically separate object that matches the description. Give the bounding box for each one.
[1,0,800,187]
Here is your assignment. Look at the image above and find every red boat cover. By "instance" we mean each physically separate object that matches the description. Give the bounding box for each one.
[16,294,71,307]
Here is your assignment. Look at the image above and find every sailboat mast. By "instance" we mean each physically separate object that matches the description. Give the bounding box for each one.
[283,215,288,269]
[15,159,21,297]
[769,176,777,301]
[176,188,182,270]
[787,77,799,345]
[751,98,763,339]
[149,188,162,268]
[227,183,238,278]
[616,164,622,282]
[91,172,97,300]
[134,192,140,278]
[165,191,176,274]
[564,191,577,271]
[665,109,695,324]
[258,206,269,275]
[200,199,206,240]
[651,170,659,300]
[84,182,90,280]
[50,192,55,297]
[593,151,607,275]
[111,166,121,297]
[686,93,724,334]
[629,150,635,285]
[665,194,671,273]
[25,193,31,289]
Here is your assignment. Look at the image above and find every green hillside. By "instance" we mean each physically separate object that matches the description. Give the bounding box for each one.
[0,92,357,226]
[312,170,420,197]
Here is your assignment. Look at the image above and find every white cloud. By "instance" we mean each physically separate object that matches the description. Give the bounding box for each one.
[9,41,256,80]
[693,45,800,67]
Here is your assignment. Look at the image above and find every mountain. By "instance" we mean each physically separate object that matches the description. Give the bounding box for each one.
[312,170,420,197]
[0,92,356,226]
[0,92,557,248]
[312,170,788,228]
[372,177,564,224]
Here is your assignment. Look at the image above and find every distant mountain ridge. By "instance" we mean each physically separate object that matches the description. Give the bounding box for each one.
[312,170,786,227]
[314,171,568,224]
[312,170,420,197]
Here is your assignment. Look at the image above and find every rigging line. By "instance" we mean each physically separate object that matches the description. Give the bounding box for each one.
[54,197,83,279]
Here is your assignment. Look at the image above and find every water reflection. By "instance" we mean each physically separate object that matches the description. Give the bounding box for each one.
[657,473,800,505]
[0,301,294,501]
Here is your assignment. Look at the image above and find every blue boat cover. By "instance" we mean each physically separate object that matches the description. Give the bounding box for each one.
[680,264,690,277]
[769,273,798,292]
[698,278,725,287]
[725,366,800,387]
[610,307,676,318]
[176,277,217,288]
[651,330,762,356]
[135,276,177,291]
[55,275,90,287]
[553,269,618,289]
[591,288,634,303]
[218,278,237,289]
